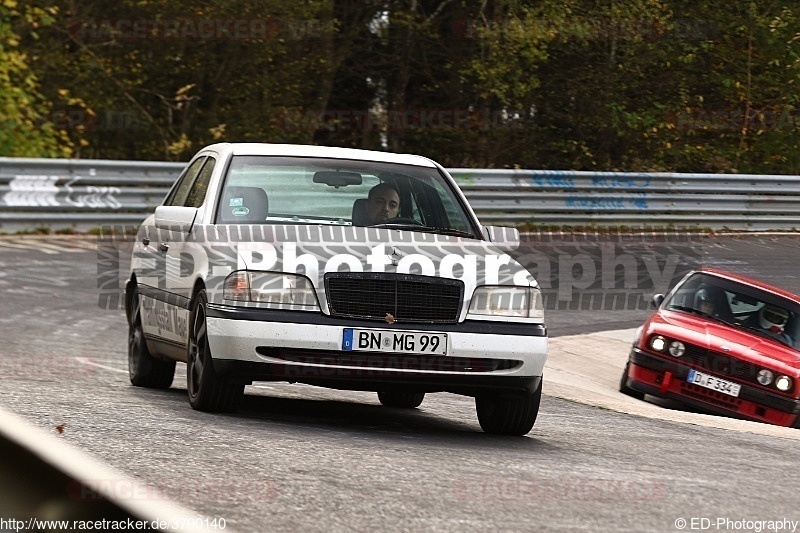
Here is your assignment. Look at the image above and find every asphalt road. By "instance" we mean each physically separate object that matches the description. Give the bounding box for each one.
[0,234,799,532]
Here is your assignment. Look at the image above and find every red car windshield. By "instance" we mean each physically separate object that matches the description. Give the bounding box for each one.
[663,272,800,350]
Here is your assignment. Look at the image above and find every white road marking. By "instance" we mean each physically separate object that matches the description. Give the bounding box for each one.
[73,357,127,374]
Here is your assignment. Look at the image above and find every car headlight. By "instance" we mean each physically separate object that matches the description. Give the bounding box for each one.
[650,335,667,352]
[775,375,793,392]
[468,286,544,320]
[668,341,685,357]
[224,271,319,310]
[756,369,774,386]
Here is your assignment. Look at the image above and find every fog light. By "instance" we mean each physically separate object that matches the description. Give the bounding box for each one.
[668,341,685,357]
[775,375,793,392]
[650,336,667,352]
[756,369,774,386]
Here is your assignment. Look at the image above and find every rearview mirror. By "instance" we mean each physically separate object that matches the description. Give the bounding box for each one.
[313,171,362,187]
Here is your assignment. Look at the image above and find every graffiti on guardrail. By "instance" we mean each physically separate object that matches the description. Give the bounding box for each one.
[63,177,122,209]
[591,176,652,189]
[566,194,650,210]
[532,176,576,189]
[2,176,61,206]
[2,175,121,209]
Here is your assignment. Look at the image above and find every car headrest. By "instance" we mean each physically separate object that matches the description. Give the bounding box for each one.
[220,186,269,223]
[351,198,370,226]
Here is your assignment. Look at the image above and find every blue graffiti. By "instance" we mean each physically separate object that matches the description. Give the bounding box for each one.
[591,176,652,189]
[565,195,650,210]
[532,176,576,189]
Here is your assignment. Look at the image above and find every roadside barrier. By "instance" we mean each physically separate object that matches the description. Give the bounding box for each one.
[2,157,799,231]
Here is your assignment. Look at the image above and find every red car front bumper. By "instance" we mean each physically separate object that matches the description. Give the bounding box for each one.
[624,348,800,427]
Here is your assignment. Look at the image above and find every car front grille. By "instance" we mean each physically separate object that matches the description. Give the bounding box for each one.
[324,273,463,323]
[255,347,520,373]
[683,344,760,383]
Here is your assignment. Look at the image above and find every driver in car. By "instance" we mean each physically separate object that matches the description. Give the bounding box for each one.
[366,182,400,224]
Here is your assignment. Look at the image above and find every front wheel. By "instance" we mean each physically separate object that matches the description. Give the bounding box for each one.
[377,391,425,408]
[475,380,542,436]
[619,362,645,400]
[128,285,175,389]
[187,290,244,413]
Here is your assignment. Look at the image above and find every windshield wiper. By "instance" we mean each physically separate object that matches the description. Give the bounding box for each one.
[666,305,737,328]
[433,228,477,238]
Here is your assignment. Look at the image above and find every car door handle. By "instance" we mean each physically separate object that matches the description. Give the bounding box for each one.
[159,243,169,253]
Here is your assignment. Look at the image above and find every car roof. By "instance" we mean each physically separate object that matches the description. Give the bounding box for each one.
[698,267,800,304]
[201,142,439,168]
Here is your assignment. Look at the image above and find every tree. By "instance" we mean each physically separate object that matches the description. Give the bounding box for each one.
[0,1,71,157]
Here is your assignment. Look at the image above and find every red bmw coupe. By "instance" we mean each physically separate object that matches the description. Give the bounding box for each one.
[620,268,800,427]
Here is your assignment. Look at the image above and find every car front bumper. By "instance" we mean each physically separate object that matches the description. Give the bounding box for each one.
[625,347,800,427]
[205,304,547,397]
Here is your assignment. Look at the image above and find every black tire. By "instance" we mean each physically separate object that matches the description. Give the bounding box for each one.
[619,362,645,400]
[475,380,542,436]
[377,391,425,408]
[128,285,175,389]
[187,290,244,413]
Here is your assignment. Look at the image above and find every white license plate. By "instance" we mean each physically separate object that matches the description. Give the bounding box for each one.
[687,369,741,397]
[342,328,448,356]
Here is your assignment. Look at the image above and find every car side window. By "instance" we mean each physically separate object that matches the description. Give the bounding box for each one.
[184,157,216,208]
[165,156,206,206]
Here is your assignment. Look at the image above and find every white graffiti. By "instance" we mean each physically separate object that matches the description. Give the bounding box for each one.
[3,175,60,206]
[63,177,122,209]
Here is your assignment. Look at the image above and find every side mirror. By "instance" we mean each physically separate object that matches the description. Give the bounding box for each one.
[482,225,520,252]
[154,205,197,232]
[651,294,665,309]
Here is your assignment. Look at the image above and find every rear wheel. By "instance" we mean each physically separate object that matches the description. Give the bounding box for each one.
[619,362,645,400]
[128,285,175,389]
[377,391,425,408]
[187,290,244,412]
[475,380,542,436]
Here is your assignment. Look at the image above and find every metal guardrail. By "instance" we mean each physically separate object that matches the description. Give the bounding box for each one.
[2,157,800,231]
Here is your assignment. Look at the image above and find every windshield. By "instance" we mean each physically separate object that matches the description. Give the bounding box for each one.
[214,155,477,236]
[664,272,800,350]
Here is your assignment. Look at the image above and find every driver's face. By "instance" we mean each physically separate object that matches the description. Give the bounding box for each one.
[367,188,400,223]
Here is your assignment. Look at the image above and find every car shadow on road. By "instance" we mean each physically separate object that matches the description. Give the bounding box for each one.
[131,384,552,449]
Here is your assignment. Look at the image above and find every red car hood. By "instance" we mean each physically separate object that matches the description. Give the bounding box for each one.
[646,310,800,373]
